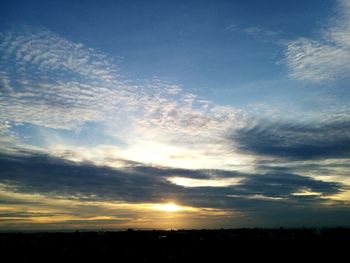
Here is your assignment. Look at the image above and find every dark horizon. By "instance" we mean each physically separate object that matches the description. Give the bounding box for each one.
[2,228,349,261]
[1,226,350,233]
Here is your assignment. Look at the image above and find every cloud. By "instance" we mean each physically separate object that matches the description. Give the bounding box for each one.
[0,70,11,92]
[0,151,182,203]
[285,0,350,83]
[0,28,117,82]
[242,26,280,38]
[234,119,350,160]
[227,23,280,42]
[0,183,235,230]
[0,27,251,171]
[0,146,348,228]
[167,176,243,187]
[0,151,343,206]
[239,172,340,198]
[0,28,242,134]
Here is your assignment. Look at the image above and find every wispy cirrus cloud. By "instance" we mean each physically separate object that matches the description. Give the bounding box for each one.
[285,0,350,83]
[227,23,280,42]
[0,28,244,131]
[242,26,280,38]
[0,27,251,170]
[0,28,117,82]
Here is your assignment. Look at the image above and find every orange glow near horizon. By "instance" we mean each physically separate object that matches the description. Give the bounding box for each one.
[0,184,235,229]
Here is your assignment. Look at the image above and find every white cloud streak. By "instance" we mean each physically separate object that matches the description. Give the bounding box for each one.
[242,26,280,37]
[167,176,243,187]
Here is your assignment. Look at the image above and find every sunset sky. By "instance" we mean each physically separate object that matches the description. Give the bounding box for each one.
[1,0,350,230]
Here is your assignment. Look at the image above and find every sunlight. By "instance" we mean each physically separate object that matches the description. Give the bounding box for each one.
[152,203,185,212]
[120,140,255,171]
[167,176,243,187]
[292,188,322,197]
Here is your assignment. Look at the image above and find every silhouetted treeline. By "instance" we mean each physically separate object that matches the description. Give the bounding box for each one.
[1,228,349,262]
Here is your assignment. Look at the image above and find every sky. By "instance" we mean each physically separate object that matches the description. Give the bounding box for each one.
[0,0,350,230]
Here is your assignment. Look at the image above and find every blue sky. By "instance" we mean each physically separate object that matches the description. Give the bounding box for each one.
[1,0,350,229]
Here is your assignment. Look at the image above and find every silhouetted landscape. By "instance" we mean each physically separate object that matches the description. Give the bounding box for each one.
[1,228,349,262]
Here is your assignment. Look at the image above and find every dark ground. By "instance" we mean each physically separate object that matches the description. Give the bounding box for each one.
[1,228,349,262]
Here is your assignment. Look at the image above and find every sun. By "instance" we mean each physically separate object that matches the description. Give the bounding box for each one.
[152,203,183,212]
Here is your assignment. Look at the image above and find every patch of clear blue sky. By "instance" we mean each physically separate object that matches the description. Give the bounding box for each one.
[0,0,333,108]
[11,122,125,148]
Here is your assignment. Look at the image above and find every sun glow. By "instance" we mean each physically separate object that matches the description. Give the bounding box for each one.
[152,203,186,212]
[167,176,243,187]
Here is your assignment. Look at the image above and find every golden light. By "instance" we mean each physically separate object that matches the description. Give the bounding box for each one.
[167,176,243,187]
[0,183,239,231]
[292,188,322,197]
[152,203,185,212]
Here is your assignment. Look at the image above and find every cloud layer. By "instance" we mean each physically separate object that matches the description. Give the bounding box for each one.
[234,120,350,160]
[1,150,348,228]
